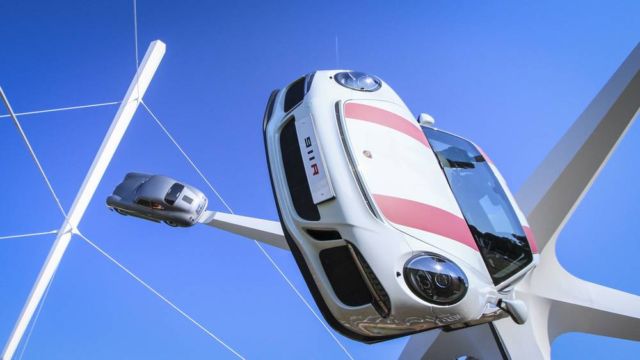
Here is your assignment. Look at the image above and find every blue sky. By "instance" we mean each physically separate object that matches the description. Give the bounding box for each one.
[1,0,639,358]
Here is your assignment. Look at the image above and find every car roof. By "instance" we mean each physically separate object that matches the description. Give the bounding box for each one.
[136,175,175,201]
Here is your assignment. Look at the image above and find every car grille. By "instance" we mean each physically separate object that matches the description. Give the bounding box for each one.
[319,243,391,318]
[280,118,320,220]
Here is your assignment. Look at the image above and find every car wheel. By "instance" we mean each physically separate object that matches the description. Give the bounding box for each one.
[114,208,128,216]
[164,220,179,227]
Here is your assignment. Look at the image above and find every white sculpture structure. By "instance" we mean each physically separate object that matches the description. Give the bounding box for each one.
[399,42,640,359]
[3,40,639,359]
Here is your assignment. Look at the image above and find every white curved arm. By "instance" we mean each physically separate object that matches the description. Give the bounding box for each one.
[199,211,289,250]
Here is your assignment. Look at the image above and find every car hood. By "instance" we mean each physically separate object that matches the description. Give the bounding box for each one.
[339,100,487,273]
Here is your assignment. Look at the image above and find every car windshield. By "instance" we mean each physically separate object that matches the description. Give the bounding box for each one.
[165,183,185,206]
[424,128,533,284]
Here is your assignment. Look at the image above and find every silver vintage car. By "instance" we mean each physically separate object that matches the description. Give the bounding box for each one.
[106,172,208,227]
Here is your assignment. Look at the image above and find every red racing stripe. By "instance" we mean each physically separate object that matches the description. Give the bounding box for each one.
[344,102,430,148]
[523,226,539,253]
[373,194,478,251]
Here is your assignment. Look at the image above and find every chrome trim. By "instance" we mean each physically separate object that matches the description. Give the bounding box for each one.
[346,243,391,318]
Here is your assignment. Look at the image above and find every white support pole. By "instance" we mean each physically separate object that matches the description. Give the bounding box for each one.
[1,40,166,360]
[199,211,289,250]
[516,42,640,252]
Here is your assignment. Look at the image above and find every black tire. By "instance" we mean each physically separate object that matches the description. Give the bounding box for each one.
[164,220,179,227]
[114,208,128,216]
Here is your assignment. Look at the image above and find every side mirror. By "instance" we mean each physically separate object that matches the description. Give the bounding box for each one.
[499,299,528,325]
[418,113,435,127]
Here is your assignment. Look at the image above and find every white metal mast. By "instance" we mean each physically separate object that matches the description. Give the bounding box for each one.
[1,40,166,360]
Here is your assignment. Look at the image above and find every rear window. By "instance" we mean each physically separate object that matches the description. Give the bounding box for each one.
[165,183,185,205]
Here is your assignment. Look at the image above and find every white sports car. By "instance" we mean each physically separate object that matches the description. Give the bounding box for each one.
[263,71,538,342]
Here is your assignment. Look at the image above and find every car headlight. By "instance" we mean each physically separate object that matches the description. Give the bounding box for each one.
[334,71,382,92]
[404,253,468,305]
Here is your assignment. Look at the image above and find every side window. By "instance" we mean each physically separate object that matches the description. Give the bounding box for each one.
[136,198,165,210]
[136,198,151,207]
[150,202,165,210]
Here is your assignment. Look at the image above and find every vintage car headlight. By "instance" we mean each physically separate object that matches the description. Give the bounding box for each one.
[334,71,382,92]
[404,253,468,305]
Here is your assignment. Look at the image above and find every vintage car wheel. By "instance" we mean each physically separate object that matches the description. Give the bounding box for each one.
[114,208,128,216]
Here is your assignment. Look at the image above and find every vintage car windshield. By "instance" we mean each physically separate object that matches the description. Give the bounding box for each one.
[424,128,533,284]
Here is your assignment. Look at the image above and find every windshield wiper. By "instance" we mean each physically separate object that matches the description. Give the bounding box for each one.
[446,159,475,169]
